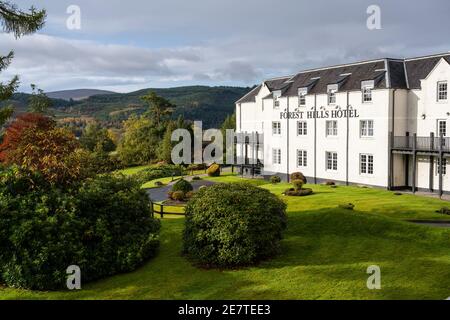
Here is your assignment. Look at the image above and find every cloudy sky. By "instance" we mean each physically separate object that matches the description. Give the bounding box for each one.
[1,0,449,93]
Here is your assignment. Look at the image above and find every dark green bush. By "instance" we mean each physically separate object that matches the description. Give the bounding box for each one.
[283,188,313,197]
[270,176,281,184]
[339,203,355,210]
[172,179,193,193]
[192,176,201,181]
[183,183,287,268]
[134,164,185,185]
[171,190,185,201]
[436,207,450,215]
[206,163,220,177]
[291,172,307,183]
[325,181,335,186]
[0,167,160,290]
[292,179,304,191]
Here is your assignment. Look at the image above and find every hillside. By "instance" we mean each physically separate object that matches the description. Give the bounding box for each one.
[57,85,252,128]
[47,89,116,101]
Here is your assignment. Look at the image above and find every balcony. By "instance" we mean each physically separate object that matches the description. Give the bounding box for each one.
[392,135,450,153]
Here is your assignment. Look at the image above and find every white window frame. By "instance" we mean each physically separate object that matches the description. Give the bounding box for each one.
[326,120,338,137]
[362,86,373,103]
[437,81,448,102]
[437,158,447,175]
[360,154,374,175]
[297,121,307,136]
[272,148,281,165]
[272,121,281,135]
[360,120,374,138]
[273,91,281,108]
[328,90,337,105]
[326,152,338,171]
[297,150,307,167]
[438,120,447,138]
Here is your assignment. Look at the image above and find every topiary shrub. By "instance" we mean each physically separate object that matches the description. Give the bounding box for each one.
[291,172,307,184]
[325,181,336,186]
[436,207,450,215]
[292,179,304,191]
[171,191,185,201]
[0,168,160,290]
[154,181,164,187]
[206,163,220,177]
[283,188,313,197]
[185,191,195,199]
[172,178,193,193]
[192,176,201,181]
[270,175,281,184]
[339,203,355,210]
[183,183,287,268]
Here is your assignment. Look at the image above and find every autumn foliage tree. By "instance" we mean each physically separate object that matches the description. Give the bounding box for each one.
[0,113,93,185]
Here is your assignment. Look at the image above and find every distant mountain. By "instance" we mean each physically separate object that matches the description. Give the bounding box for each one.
[47,89,116,101]
[0,92,78,115]
[56,86,252,128]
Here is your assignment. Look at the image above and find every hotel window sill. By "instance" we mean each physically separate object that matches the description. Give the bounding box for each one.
[362,101,373,105]
[437,100,448,104]
[326,136,339,139]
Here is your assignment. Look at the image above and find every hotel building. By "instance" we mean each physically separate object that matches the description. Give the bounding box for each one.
[235,52,450,195]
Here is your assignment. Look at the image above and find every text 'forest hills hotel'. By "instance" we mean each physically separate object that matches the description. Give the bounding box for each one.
[235,52,450,195]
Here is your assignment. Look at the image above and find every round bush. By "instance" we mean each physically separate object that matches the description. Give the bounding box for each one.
[283,188,313,197]
[339,203,355,210]
[206,163,220,177]
[172,178,193,193]
[291,172,307,183]
[183,183,287,267]
[0,167,160,290]
[292,179,304,191]
[172,190,185,201]
[192,176,201,181]
[270,176,281,184]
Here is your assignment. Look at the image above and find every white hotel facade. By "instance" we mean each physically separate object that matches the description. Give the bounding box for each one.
[235,52,450,195]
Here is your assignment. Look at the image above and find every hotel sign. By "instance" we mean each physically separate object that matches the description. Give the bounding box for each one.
[280,107,360,120]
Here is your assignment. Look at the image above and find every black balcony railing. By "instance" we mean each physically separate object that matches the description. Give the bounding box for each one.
[393,135,450,152]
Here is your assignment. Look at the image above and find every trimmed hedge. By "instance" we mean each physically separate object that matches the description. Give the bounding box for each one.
[206,163,220,177]
[134,164,185,185]
[270,176,281,184]
[183,183,287,268]
[0,167,160,290]
[290,172,307,184]
[172,179,193,193]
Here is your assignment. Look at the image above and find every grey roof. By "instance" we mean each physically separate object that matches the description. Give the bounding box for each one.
[236,85,262,104]
[236,53,450,103]
[405,54,450,89]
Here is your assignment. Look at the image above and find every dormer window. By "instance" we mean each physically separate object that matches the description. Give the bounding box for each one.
[361,80,374,103]
[273,90,281,108]
[298,88,307,106]
[438,81,448,102]
[327,84,337,105]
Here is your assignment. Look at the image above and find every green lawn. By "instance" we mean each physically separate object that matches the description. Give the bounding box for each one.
[1,177,450,300]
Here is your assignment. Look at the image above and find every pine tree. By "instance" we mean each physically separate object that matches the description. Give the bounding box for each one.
[0,1,46,126]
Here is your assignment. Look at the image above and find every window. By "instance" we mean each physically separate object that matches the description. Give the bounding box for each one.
[272,121,281,135]
[360,120,374,137]
[438,120,447,137]
[297,150,307,167]
[297,121,307,136]
[299,92,306,106]
[326,120,338,136]
[438,81,448,102]
[273,91,281,108]
[272,148,281,165]
[328,89,336,105]
[437,158,447,175]
[362,87,372,102]
[360,154,374,175]
[326,152,338,171]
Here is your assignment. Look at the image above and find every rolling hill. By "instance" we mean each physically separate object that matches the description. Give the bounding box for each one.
[47,89,116,101]
[1,86,253,129]
[57,86,252,128]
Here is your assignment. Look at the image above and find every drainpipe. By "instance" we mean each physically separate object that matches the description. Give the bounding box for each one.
[388,89,397,190]
[346,91,350,186]
[314,94,317,184]
[287,96,290,182]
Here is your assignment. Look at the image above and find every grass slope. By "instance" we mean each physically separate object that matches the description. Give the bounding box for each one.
[1,178,450,300]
